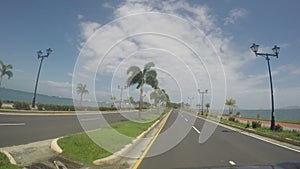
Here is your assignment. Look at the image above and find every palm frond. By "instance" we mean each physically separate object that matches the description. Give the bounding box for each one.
[144,62,155,71]
[6,64,13,69]
[145,70,158,88]
[127,66,141,75]
[127,70,143,88]
[5,71,13,79]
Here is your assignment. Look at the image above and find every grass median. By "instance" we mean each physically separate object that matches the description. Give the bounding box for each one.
[0,152,20,169]
[197,114,300,143]
[58,109,169,164]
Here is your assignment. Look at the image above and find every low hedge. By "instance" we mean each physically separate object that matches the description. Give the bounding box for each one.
[13,101,30,110]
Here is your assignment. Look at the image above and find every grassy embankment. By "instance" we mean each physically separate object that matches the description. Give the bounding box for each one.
[58,109,170,164]
[236,116,300,125]
[0,152,20,169]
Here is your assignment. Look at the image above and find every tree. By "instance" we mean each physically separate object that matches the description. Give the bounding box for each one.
[225,98,236,115]
[129,96,134,104]
[150,89,166,106]
[150,88,167,113]
[111,95,117,107]
[76,83,89,106]
[205,103,210,112]
[161,89,170,107]
[0,60,13,87]
[127,62,158,117]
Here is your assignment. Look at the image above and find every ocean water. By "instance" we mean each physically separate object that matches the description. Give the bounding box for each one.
[0,87,73,105]
[0,88,111,107]
[211,108,300,122]
[234,109,300,122]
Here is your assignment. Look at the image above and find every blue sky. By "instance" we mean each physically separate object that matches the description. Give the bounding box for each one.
[1,0,300,109]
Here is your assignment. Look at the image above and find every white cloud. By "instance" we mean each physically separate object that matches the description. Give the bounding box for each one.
[72,0,297,109]
[14,68,24,73]
[102,2,114,9]
[77,14,84,20]
[41,80,72,88]
[224,8,248,25]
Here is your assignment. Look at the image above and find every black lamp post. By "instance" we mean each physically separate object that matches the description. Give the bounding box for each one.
[250,43,280,130]
[32,48,52,108]
[198,89,208,113]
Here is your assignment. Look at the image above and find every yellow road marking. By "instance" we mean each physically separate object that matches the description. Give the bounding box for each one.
[132,111,172,169]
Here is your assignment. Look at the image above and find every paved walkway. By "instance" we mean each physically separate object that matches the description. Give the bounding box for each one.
[222,116,300,130]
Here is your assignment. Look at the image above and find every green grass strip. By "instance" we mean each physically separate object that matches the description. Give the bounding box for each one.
[0,152,20,169]
[58,109,169,164]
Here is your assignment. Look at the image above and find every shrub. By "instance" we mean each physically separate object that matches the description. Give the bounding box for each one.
[252,121,262,128]
[274,124,283,132]
[37,103,44,110]
[0,100,2,108]
[99,106,117,111]
[228,117,236,122]
[245,121,251,128]
[13,101,30,110]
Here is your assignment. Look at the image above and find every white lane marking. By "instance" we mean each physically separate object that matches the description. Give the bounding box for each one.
[181,111,300,153]
[192,126,201,134]
[184,118,188,122]
[0,123,25,126]
[81,118,99,121]
[229,161,236,166]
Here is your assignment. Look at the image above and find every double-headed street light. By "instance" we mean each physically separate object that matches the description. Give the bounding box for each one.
[32,48,52,108]
[118,85,127,109]
[198,89,208,113]
[250,43,280,130]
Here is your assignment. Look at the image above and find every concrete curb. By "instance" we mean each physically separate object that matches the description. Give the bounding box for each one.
[93,110,171,166]
[51,137,63,153]
[0,150,17,165]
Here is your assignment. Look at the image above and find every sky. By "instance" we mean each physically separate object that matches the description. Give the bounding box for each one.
[1,0,300,109]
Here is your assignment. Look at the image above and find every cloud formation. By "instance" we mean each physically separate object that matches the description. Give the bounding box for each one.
[224,8,248,25]
[73,0,297,109]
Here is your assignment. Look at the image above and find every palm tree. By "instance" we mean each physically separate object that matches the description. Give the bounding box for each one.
[76,83,89,106]
[129,96,135,107]
[150,88,167,113]
[225,98,236,115]
[205,103,210,113]
[111,95,117,107]
[161,89,170,107]
[127,62,158,117]
[0,60,13,87]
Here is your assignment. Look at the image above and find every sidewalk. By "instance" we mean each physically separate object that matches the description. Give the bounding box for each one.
[222,116,300,130]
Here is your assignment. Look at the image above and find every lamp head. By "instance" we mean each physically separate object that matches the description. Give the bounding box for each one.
[46,48,53,55]
[37,50,43,57]
[272,45,280,58]
[250,43,259,54]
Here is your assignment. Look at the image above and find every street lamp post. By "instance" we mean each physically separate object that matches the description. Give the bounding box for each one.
[250,43,280,130]
[198,89,208,113]
[32,48,52,108]
[118,85,127,109]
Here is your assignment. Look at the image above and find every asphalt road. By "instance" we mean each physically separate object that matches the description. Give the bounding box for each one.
[0,110,153,147]
[138,110,300,168]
